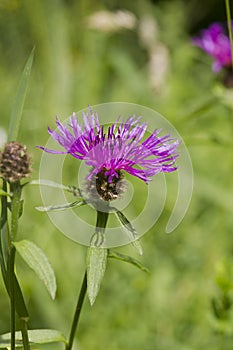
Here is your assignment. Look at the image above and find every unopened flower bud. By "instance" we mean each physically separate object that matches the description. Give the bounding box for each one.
[0,141,31,183]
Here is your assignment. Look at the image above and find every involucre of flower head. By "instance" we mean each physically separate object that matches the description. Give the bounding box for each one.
[193,22,233,72]
[0,141,31,183]
[38,110,179,201]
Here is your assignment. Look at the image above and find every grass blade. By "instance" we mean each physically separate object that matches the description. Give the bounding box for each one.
[8,48,35,142]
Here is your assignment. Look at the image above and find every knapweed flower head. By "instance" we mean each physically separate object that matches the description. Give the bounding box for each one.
[38,110,179,201]
[0,141,31,183]
[193,22,233,72]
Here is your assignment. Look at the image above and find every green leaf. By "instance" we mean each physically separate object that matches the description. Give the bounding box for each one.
[35,200,85,212]
[13,240,56,300]
[8,48,34,142]
[108,250,150,274]
[30,179,82,197]
[1,223,28,318]
[13,275,29,319]
[114,209,143,255]
[0,222,8,273]
[131,239,143,256]
[87,247,108,306]
[0,271,29,320]
[0,189,10,197]
[0,329,67,348]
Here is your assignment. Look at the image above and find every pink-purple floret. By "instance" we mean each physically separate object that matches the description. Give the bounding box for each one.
[193,22,233,72]
[38,111,179,183]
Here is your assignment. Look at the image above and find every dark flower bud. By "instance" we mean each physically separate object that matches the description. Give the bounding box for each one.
[0,141,31,183]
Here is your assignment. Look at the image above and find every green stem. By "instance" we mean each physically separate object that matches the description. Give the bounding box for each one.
[9,245,16,350]
[65,271,87,350]
[96,210,109,229]
[10,182,22,240]
[0,180,8,281]
[65,209,109,350]
[20,318,31,350]
[91,210,109,247]
[9,181,31,350]
[0,179,8,230]
[225,0,233,68]
[9,182,21,350]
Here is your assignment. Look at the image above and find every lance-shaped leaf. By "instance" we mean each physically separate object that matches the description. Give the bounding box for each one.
[87,246,108,306]
[0,223,28,318]
[30,179,82,197]
[108,250,150,274]
[8,48,34,142]
[35,200,86,212]
[0,329,67,348]
[13,240,56,300]
[114,209,143,255]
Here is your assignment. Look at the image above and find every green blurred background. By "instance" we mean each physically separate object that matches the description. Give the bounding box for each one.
[1,0,233,349]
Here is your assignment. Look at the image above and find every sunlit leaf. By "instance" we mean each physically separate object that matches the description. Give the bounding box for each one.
[114,209,143,255]
[35,200,86,212]
[0,329,67,348]
[13,240,56,300]
[30,179,82,197]
[0,189,10,197]
[87,247,108,306]
[8,48,34,142]
[108,250,150,274]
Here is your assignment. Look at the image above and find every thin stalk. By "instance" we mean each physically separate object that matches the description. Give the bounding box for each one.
[65,271,87,350]
[9,182,31,350]
[10,182,22,241]
[96,210,109,229]
[9,182,21,350]
[65,209,109,350]
[20,318,31,350]
[9,245,16,350]
[0,179,8,281]
[225,0,233,68]
[0,179,8,229]
[92,210,109,247]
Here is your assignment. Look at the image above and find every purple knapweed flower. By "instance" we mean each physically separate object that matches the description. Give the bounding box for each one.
[193,22,233,72]
[38,110,179,201]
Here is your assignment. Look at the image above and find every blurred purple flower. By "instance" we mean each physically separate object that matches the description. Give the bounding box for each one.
[38,110,179,185]
[193,22,233,72]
